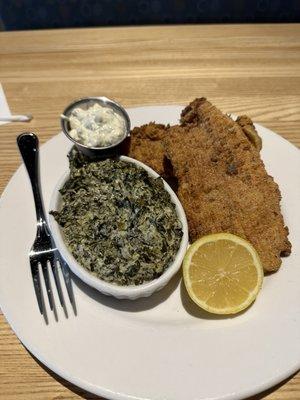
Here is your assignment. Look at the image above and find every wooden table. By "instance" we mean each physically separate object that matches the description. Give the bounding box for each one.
[0,24,299,399]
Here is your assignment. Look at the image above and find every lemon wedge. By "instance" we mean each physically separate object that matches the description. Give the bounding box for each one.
[183,233,263,315]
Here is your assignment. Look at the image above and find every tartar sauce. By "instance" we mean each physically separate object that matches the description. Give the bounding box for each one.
[68,103,126,147]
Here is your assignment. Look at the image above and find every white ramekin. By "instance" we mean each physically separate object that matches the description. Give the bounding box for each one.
[49,156,188,300]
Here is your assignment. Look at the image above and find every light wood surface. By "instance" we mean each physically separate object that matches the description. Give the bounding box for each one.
[0,24,299,400]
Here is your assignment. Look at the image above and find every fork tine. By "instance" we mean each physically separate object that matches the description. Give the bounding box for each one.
[58,255,74,305]
[49,257,64,307]
[40,259,54,310]
[30,258,43,315]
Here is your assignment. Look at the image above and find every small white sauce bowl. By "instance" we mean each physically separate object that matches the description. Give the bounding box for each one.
[49,156,189,300]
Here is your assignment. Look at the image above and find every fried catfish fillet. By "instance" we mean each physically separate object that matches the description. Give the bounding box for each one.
[236,115,262,151]
[126,122,178,186]
[126,123,171,177]
[164,98,291,272]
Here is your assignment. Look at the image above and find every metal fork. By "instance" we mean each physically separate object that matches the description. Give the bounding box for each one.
[17,133,74,316]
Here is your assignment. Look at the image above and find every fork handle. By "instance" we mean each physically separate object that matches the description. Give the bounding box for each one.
[17,133,48,227]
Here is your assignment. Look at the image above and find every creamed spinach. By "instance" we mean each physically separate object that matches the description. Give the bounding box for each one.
[51,150,182,286]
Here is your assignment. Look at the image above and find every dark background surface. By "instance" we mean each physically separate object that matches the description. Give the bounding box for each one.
[0,0,300,31]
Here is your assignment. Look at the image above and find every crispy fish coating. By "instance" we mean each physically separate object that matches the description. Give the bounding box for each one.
[126,122,171,177]
[236,115,262,151]
[164,98,291,272]
[182,98,262,151]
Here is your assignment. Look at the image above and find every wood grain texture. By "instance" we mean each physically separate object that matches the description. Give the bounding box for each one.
[0,24,299,399]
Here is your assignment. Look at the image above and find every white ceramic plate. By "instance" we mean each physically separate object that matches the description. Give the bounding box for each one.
[0,106,299,400]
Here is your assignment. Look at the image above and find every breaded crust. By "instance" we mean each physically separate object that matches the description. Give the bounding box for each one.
[165,98,291,272]
[126,122,171,177]
[236,115,262,151]
[125,99,291,272]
